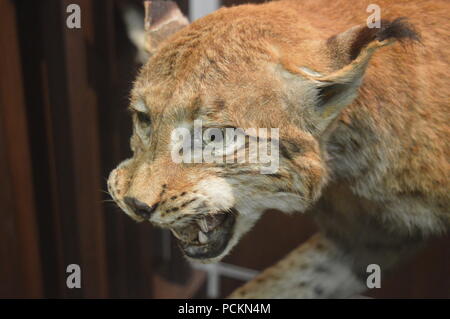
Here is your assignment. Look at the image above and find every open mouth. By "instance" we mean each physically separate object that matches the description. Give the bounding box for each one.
[170,209,237,260]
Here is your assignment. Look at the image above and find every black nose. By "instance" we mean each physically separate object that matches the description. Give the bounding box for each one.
[124,197,158,219]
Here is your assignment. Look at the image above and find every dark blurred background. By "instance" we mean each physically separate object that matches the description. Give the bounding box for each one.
[0,0,449,298]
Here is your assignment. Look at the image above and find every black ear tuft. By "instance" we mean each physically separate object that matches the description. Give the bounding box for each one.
[349,18,421,60]
[376,17,421,43]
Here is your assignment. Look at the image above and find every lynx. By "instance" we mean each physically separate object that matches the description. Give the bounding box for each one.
[109,0,449,298]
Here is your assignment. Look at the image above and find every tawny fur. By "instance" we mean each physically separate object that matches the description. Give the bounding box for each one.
[109,0,449,298]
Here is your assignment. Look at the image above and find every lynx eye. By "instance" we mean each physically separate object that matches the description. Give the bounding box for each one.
[132,99,151,129]
[137,111,151,127]
[203,128,224,146]
[201,127,245,156]
[134,110,151,140]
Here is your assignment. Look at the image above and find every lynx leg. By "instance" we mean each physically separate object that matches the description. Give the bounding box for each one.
[229,233,366,299]
[230,231,423,299]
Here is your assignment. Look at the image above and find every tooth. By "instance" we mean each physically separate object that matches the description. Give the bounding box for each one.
[198,231,208,244]
[198,218,209,233]
[171,229,182,240]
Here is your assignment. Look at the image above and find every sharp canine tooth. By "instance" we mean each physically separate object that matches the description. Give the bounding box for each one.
[171,229,182,240]
[198,218,208,233]
[198,231,208,244]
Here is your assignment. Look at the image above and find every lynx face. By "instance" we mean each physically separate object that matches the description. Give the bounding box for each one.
[108,3,418,262]
[107,64,327,262]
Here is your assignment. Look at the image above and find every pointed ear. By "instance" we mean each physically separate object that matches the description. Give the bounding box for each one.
[301,18,420,133]
[123,1,189,63]
[144,1,189,55]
